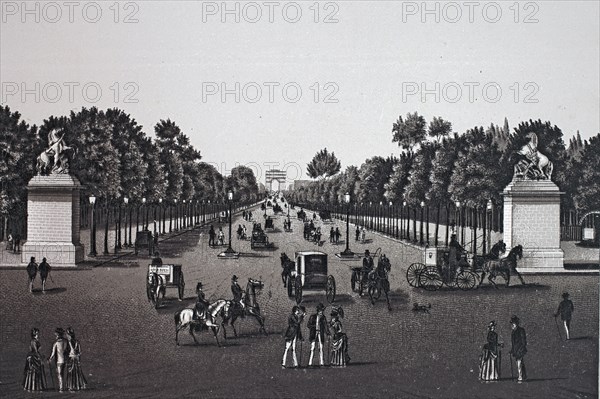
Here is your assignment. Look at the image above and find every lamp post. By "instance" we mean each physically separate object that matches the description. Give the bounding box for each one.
[219,191,239,259]
[337,193,355,259]
[486,199,492,254]
[88,195,97,257]
[402,201,407,239]
[103,198,109,255]
[390,201,395,237]
[142,197,147,230]
[202,200,206,224]
[123,197,129,247]
[159,198,164,235]
[116,199,122,250]
[174,199,178,230]
[420,201,425,245]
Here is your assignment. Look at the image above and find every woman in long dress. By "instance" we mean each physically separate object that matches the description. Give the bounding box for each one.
[329,306,350,367]
[23,328,46,391]
[479,321,501,381]
[66,327,87,391]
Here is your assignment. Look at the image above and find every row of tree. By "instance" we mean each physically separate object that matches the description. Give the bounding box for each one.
[296,113,600,215]
[0,106,260,220]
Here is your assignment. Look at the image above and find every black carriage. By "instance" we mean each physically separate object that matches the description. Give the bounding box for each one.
[406,247,478,291]
[297,209,306,220]
[146,264,185,308]
[250,230,271,249]
[135,230,155,256]
[287,251,336,304]
[350,248,392,304]
[265,217,275,230]
[273,203,283,214]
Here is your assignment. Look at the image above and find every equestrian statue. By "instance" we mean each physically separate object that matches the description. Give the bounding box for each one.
[513,132,553,180]
[36,129,77,175]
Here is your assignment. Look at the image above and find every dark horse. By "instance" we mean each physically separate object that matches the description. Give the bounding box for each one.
[472,240,507,270]
[280,253,294,287]
[220,278,268,338]
[367,256,392,310]
[479,245,525,288]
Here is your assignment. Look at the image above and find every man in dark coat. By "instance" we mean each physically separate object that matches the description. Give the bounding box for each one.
[510,315,527,382]
[26,257,37,293]
[208,225,216,247]
[38,258,51,293]
[194,283,216,327]
[231,275,245,311]
[355,225,360,241]
[555,292,574,340]
[329,227,335,243]
[307,303,330,366]
[448,234,465,271]
[360,250,374,296]
[335,227,341,244]
[282,305,304,368]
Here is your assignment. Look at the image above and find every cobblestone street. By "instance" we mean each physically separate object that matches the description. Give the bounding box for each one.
[1,206,598,398]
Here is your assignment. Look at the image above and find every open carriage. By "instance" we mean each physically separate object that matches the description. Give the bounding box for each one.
[287,251,336,304]
[250,227,272,249]
[146,264,185,308]
[406,247,478,291]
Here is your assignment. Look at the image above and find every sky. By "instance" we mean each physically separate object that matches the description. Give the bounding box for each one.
[1,1,599,185]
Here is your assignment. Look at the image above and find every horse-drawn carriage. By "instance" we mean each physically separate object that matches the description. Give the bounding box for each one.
[265,217,275,230]
[284,251,336,304]
[350,248,392,308]
[146,264,185,308]
[297,209,306,220]
[135,230,155,256]
[406,241,522,291]
[250,224,273,249]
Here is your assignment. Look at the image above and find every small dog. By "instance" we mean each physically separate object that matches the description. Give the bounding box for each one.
[412,303,431,314]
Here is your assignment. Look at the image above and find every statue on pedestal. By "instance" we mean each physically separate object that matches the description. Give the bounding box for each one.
[513,133,553,180]
[36,129,77,175]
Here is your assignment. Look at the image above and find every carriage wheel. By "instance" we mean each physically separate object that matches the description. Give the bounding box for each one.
[294,276,303,304]
[326,275,336,303]
[287,277,293,297]
[178,274,185,300]
[419,267,443,291]
[406,263,426,288]
[146,279,152,302]
[456,271,478,291]
[351,270,358,292]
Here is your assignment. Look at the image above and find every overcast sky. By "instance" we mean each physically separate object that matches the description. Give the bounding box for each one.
[1,1,598,183]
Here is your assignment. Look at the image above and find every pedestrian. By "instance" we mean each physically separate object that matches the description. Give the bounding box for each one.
[65,327,87,391]
[38,258,51,293]
[26,256,37,293]
[335,227,341,244]
[479,320,501,382]
[217,227,225,246]
[329,306,350,367]
[307,303,330,367]
[237,224,243,239]
[361,227,366,243]
[282,305,304,368]
[208,225,215,247]
[355,225,360,241]
[242,224,247,239]
[509,315,527,382]
[554,292,574,340]
[7,233,14,252]
[329,227,335,243]
[22,327,46,392]
[242,210,247,220]
[49,327,68,392]
[13,232,21,253]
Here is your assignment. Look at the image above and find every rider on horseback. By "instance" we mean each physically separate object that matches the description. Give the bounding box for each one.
[231,275,245,312]
[194,282,217,327]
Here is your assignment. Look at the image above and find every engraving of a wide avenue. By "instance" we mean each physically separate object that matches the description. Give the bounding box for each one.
[0,1,598,398]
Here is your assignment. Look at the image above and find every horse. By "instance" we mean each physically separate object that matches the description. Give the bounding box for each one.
[36,147,77,175]
[280,253,294,287]
[479,245,524,288]
[174,299,227,346]
[367,256,392,310]
[472,240,507,270]
[148,272,166,307]
[220,278,267,339]
[516,133,553,180]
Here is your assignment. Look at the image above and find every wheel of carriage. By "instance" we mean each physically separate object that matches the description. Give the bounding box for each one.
[350,270,359,292]
[443,267,458,288]
[178,274,185,300]
[406,263,426,288]
[145,280,152,302]
[154,291,161,309]
[294,276,303,304]
[456,270,478,291]
[419,267,443,291]
[326,275,336,303]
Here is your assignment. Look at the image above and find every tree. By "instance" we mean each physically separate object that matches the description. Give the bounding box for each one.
[573,134,600,212]
[357,156,397,203]
[229,165,259,202]
[392,112,426,153]
[306,148,341,179]
[384,153,413,202]
[428,117,452,141]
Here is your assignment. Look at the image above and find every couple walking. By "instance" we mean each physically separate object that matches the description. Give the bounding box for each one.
[23,327,87,392]
[282,303,349,368]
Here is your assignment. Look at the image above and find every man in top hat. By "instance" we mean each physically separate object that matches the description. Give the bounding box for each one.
[360,250,374,296]
[510,315,527,382]
[231,275,245,311]
[282,305,305,368]
[307,303,330,367]
[555,292,575,340]
[26,257,38,293]
[448,233,465,271]
[49,327,68,392]
[38,258,51,293]
[194,282,217,327]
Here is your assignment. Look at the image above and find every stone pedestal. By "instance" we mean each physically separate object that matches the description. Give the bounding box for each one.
[21,174,84,267]
[502,179,564,273]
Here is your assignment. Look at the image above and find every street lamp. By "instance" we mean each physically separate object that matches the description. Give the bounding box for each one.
[88,195,97,257]
[455,200,463,246]
[402,201,407,239]
[174,199,178,230]
[420,201,425,245]
[336,193,355,259]
[159,198,165,235]
[182,199,187,229]
[218,191,239,259]
[116,197,122,250]
[390,201,394,237]
[486,199,493,253]
[123,197,129,247]
[142,197,147,230]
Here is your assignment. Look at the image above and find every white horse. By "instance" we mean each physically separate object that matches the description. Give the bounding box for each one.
[174,299,227,346]
[516,133,553,179]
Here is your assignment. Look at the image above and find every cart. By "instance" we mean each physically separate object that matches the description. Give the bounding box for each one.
[406,247,478,291]
[146,264,185,308]
[135,230,155,256]
[250,230,272,249]
[287,251,336,304]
